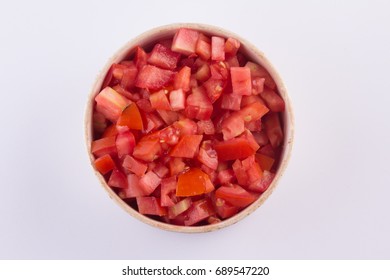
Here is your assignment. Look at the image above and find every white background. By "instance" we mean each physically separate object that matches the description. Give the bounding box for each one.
[1,0,389,259]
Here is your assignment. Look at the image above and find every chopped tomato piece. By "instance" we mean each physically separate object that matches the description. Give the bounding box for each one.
[230,67,252,96]
[256,154,275,171]
[260,88,285,112]
[214,197,239,219]
[169,157,186,176]
[156,109,179,125]
[120,63,138,90]
[174,118,198,135]
[211,36,225,61]
[169,89,186,111]
[221,93,242,111]
[203,78,225,103]
[102,124,118,138]
[133,138,161,162]
[91,136,117,157]
[217,169,234,185]
[197,141,218,170]
[210,62,229,80]
[95,87,131,122]
[177,168,214,196]
[252,77,265,95]
[93,112,107,135]
[115,131,136,158]
[214,138,256,161]
[139,171,162,195]
[120,174,147,198]
[196,34,211,60]
[134,46,148,70]
[248,170,275,193]
[171,28,199,56]
[153,163,169,178]
[94,154,115,175]
[264,112,283,148]
[159,125,180,146]
[221,112,245,140]
[185,87,213,120]
[224,37,240,57]
[117,103,144,130]
[245,61,276,90]
[197,120,215,135]
[108,169,128,189]
[195,63,211,82]
[135,65,175,90]
[161,176,177,207]
[239,101,269,122]
[215,185,258,208]
[150,90,171,110]
[122,155,147,177]
[184,198,216,226]
[174,66,191,92]
[239,129,260,152]
[169,135,203,158]
[147,43,180,70]
[253,131,269,146]
[168,198,192,219]
[136,197,166,216]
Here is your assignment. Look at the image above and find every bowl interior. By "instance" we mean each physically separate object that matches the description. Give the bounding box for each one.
[85,23,294,233]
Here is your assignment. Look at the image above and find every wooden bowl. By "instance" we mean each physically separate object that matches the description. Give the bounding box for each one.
[85,23,294,233]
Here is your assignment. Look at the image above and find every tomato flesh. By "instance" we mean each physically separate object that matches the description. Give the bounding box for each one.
[91,28,285,226]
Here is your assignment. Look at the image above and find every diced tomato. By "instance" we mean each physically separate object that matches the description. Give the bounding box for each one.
[197,141,218,170]
[112,85,139,101]
[256,153,275,171]
[122,155,147,176]
[143,113,163,133]
[264,112,283,148]
[171,28,199,55]
[120,63,138,90]
[115,131,136,158]
[221,93,242,111]
[195,63,211,82]
[239,101,269,122]
[174,66,191,92]
[211,36,225,61]
[196,34,211,60]
[157,109,179,125]
[95,87,131,122]
[226,55,240,68]
[248,170,275,193]
[185,87,213,120]
[102,124,118,138]
[133,138,161,162]
[117,103,144,130]
[203,78,224,103]
[139,171,162,195]
[260,88,285,112]
[232,159,248,186]
[173,118,198,135]
[214,138,256,161]
[161,176,177,207]
[168,198,192,219]
[136,197,166,216]
[184,198,215,226]
[148,43,180,70]
[149,90,171,110]
[252,77,265,95]
[259,144,276,158]
[215,185,258,208]
[224,37,240,57]
[134,46,148,70]
[94,154,115,175]
[239,129,260,152]
[246,162,263,184]
[169,88,186,111]
[240,94,265,107]
[177,168,214,196]
[221,112,245,140]
[108,169,128,189]
[210,62,229,80]
[91,136,117,157]
[245,61,276,90]
[230,67,252,96]
[153,163,169,178]
[102,64,114,89]
[169,134,203,158]
[159,125,180,146]
[136,98,154,113]
[217,169,234,185]
[93,112,107,135]
[252,131,268,146]
[135,65,175,91]
[120,174,147,198]
[197,120,215,135]
[169,157,186,176]
[214,197,239,219]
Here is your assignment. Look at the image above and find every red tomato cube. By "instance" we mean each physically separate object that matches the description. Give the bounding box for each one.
[230,67,252,96]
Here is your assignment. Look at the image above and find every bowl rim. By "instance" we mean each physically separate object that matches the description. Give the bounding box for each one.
[84,22,294,233]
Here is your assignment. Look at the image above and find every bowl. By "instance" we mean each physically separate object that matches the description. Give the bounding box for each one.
[85,23,294,233]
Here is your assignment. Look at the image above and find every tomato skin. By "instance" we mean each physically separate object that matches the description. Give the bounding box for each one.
[94,154,115,175]
[91,136,117,158]
[264,112,283,148]
[170,135,203,158]
[215,185,258,208]
[117,103,144,131]
[136,197,166,216]
[214,138,256,161]
[177,168,214,197]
